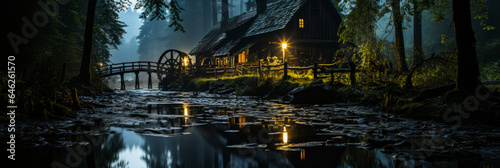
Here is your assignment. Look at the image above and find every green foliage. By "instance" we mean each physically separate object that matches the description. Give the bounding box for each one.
[168,0,185,32]
[471,0,496,30]
[135,0,185,32]
[480,60,500,81]
[335,0,381,45]
[428,0,450,23]
[411,58,456,88]
[440,34,448,44]
[477,38,500,63]
[93,0,127,66]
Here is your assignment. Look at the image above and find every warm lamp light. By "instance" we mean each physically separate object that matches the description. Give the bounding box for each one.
[282,43,287,63]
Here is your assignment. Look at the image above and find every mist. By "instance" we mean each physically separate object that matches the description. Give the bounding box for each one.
[108,0,251,89]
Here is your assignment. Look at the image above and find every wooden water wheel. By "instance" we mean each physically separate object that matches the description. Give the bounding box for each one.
[157,49,190,80]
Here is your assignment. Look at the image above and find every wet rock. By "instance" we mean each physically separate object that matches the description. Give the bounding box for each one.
[287,86,334,104]
[227,143,267,149]
[326,136,343,145]
[94,118,104,127]
[224,130,240,133]
[129,113,149,118]
[364,138,401,148]
[378,127,400,135]
[282,86,306,101]
[383,141,411,150]
[143,132,191,137]
[357,118,368,124]
[214,87,234,94]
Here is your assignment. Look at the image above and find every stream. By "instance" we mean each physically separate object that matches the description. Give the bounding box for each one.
[4,89,500,168]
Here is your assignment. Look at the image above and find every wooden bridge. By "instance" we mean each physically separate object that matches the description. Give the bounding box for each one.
[101,61,171,90]
[101,49,193,90]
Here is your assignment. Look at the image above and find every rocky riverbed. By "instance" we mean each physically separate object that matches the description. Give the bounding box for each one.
[2,89,499,167]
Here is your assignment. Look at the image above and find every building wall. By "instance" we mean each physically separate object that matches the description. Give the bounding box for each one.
[291,0,342,40]
[265,0,343,66]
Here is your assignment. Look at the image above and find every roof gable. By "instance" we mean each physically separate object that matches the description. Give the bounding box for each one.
[189,10,257,55]
[243,0,305,37]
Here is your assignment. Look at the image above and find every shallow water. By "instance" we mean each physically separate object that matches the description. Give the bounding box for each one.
[5,89,500,168]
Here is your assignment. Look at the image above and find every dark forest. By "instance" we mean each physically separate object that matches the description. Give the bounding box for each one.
[1,0,500,167]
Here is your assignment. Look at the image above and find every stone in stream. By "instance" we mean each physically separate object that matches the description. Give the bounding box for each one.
[284,85,334,104]
[364,138,401,148]
[214,87,234,94]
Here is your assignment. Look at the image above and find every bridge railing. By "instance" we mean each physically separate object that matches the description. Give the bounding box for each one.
[101,61,172,76]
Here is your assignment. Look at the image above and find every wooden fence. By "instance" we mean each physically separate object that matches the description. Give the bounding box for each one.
[185,62,358,85]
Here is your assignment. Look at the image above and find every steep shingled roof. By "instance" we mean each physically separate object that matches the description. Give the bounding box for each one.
[244,0,305,37]
[189,10,257,55]
[190,0,307,56]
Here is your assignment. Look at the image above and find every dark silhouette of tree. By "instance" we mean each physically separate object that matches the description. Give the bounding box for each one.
[74,0,184,85]
[213,0,218,26]
[204,0,213,33]
[75,0,97,85]
[412,0,423,66]
[391,0,408,73]
[222,0,229,26]
[451,0,481,93]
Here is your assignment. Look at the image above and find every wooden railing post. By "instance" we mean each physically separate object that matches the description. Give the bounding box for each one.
[283,62,288,80]
[214,66,218,78]
[109,65,112,74]
[313,62,318,79]
[135,71,140,89]
[120,73,125,90]
[349,61,356,86]
[148,62,152,89]
[234,64,238,76]
[330,68,334,85]
[258,61,262,78]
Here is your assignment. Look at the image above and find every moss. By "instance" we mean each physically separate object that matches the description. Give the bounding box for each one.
[384,98,449,120]
[486,84,500,93]
[359,88,385,105]
[333,86,364,102]
[52,102,74,116]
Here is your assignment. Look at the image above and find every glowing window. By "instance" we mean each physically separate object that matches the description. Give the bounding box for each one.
[299,19,304,28]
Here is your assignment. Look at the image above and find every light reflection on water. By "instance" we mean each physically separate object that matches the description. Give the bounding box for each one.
[283,126,288,144]
[101,125,297,168]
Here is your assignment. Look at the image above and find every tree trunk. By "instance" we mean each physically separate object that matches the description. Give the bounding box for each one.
[203,0,212,33]
[240,0,244,14]
[451,0,481,93]
[76,0,97,85]
[391,0,408,73]
[221,0,229,26]
[412,3,423,67]
[229,0,233,17]
[212,0,217,26]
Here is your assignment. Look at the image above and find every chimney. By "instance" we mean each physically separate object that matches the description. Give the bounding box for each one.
[221,0,229,27]
[257,0,267,14]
